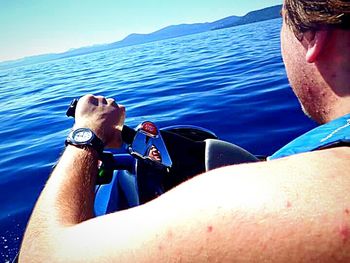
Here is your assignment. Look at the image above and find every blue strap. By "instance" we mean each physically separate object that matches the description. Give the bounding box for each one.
[269,114,350,160]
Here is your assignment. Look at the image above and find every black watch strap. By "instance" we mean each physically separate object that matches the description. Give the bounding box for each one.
[65,128,104,155]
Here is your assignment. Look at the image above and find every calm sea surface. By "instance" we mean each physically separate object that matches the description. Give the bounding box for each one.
[0,18,316,261]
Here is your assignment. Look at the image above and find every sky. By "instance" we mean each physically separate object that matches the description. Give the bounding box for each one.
[0,0,282,62]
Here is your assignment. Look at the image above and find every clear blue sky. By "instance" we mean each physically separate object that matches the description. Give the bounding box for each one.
[0,0,282,62]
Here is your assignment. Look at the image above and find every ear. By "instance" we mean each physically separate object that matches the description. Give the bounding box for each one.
[305,30,329,63]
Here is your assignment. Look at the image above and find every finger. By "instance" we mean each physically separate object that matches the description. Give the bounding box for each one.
[119,104,125,113]
[95,95,108,105]
[106,98,117,106]
[80,94,98,106]
[117,104,126,118]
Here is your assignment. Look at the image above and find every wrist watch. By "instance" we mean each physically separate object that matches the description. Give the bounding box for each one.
[65,128,104,155]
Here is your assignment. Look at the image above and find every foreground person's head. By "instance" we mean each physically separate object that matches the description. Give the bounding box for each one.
[281,0,350,123]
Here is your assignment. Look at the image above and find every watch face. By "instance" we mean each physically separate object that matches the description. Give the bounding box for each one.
[73,129,93,143]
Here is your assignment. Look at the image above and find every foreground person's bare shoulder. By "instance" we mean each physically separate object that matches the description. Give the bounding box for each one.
[60,147,350,262]
[199,147,350,262]
[150,147,350,262]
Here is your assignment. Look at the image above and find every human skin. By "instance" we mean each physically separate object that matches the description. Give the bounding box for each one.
[19,4,350,263]
[280,8,350,124]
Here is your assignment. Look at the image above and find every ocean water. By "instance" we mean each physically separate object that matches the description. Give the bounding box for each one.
[0,18,317,261]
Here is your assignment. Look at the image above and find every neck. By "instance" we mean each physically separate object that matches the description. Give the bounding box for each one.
[314,30,350,123]
[325,97,350,122]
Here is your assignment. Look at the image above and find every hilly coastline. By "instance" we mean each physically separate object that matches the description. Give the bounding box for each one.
[0,5,282,70]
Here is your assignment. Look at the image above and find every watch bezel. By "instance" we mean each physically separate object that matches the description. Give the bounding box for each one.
[71,128,94,144]
[66,128,104,154]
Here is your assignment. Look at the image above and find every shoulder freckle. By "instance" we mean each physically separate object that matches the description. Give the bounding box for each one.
[339,223,350,245]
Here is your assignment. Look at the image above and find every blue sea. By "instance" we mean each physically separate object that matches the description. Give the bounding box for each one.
[0,18,317,261]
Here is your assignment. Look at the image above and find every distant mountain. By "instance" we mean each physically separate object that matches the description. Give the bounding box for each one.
[108,16,240,49]
[0,5,281,70]
[210,15,241,30]
[214,5,282,29]
[109,23,213,48]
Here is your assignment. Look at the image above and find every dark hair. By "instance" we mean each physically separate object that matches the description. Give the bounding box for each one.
[284,0,350,38]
